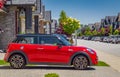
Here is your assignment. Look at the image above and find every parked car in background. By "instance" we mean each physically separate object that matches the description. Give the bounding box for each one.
[109,35,120,44]
[4,34,98,69]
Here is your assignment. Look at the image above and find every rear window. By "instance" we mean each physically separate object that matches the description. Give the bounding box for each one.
[12,36,37,44]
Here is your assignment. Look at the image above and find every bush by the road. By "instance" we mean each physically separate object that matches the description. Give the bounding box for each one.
[45,73,59,77]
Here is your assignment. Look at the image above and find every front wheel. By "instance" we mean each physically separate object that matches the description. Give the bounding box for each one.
[9,54,26,69]
[73,55,88,70]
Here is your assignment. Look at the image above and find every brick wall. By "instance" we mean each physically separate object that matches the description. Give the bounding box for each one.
[0,6,17,49]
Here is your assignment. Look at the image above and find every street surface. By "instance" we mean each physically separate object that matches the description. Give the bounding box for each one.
[0,39,120,77]
[0,66,120,77]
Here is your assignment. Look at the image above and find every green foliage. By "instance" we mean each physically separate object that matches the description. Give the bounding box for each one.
[84,31,92,36]
[109,25,113,35]
[45,73,59,77]
[58,10,80,35]
[113,29,119,35]
[63,17,80,35]
[92,30,98,36]
[0,60,9,65]
[18,32,25,34]
[100,27,105,35]
[59,10,67,25]
[84,27,92,36]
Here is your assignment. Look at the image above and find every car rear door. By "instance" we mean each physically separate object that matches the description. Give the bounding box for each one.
[16,36,43,62]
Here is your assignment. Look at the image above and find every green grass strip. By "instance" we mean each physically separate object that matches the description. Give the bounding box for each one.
[96,61,109,66]
[0,60,9,65]
[0,60,109,67]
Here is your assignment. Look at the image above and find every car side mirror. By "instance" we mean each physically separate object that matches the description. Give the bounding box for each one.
[58,44,62,49]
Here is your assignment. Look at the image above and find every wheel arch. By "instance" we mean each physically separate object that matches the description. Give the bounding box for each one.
[69,52,92,66]
[7,50,28,64]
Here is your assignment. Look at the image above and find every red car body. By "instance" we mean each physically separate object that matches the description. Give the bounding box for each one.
[4,34,98,69]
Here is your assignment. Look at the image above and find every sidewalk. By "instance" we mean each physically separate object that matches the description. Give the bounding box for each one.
[96,50,120,72]
[0,53,4,60]
[77,39,120,72]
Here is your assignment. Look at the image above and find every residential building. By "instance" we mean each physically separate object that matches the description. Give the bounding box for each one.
[39,4,46,34]
[88,24,94,30]
[0,0,54,49]
[51,19,58,33]
[44,10,52,34]
[94,22,101,30]
[116,13,120,29]
[0,0,37,49]
[33,0,42,33]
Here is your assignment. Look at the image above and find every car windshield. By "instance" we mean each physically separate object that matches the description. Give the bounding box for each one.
[54,34,72,46]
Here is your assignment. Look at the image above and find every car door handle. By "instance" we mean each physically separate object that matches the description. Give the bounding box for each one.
[68,49,73,52]
[37,48,44,50]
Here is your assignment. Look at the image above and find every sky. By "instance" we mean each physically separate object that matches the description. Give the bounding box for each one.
[42,0,120,25]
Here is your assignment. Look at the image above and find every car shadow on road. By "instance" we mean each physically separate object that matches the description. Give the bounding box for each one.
[0,66,96,71]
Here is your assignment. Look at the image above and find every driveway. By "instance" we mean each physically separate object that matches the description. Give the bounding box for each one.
[0,66,120,77]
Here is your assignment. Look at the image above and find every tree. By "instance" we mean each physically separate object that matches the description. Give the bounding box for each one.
[113,29,119,35]
[56,10,68,34]
[59,10,67,25]
[63,17,80,35]
[84,27,92,36]
[92,30,98,36]
[57,10,80,35]
[100,27,105,35]
[109,25,113,35]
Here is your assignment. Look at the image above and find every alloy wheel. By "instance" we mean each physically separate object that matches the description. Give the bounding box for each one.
[9,54,25,69]
[73,55,88,70]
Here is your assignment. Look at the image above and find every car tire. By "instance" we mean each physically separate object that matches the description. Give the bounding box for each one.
[73,55,88,70]
[9,54,25,69]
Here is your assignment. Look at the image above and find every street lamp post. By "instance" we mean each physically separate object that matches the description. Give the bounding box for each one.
[73,28,81,45]
[72,30,77,46]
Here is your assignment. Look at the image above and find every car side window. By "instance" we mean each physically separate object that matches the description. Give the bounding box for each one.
[39,36,64,45]
[13,37,35,44]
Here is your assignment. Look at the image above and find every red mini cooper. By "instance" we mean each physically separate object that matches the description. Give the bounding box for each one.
[4,34,98,69]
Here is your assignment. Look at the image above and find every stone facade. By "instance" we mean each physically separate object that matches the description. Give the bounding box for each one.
[0,6,17,49]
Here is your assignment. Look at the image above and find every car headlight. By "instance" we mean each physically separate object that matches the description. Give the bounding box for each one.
[86,48,94,54]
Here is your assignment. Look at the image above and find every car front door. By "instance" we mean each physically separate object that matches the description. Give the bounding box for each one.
[38,36,73,64]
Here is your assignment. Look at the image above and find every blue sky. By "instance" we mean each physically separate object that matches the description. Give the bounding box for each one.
[43,0,120,25]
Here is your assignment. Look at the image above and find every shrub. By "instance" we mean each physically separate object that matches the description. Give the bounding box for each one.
[45,73,59,77]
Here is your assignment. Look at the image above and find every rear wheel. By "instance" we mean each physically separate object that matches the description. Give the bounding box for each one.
[9,54,25,69]
[73,55,88,70]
